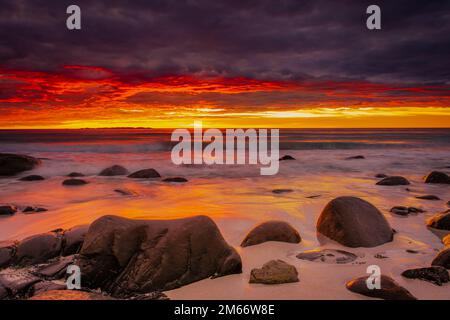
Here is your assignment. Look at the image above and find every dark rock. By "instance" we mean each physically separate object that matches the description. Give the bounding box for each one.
[407,207,425,213]
[77,215,242,296]
[62,225,89,256]
[427,210,450,230]
[296,249,357,264]
[23,206,48,214]
[162,177,188,183]
[447,200,450,207]
[99,165,129,176]
[19,175,44,181]
[432,248,450,269]
[31,281,67,296]
[0,272,41,297]
[390,206,425,216]
[424,171,450,184]
[375,174,388,178]
[272,189,293,194]
[346,275,416,300]
[0,205,17,216]
[374,253,389,259]
[0,245,15,268]
[67,172,84,177]
[128,168,161,179]
[401,266,449,286]
[15,232,63,266]
[279,155,295,161]
[0,153,41,176]
[305,195,321,199]
[29,290,114,300]
[345,155,365,160]
[114,188,138,196]
[33,256,74,279]
[416,195,441,200]
[241,221,301,247]
[406,249,419,254]
[443,234,450,247]
[62,179,88,186]
[376,176,410,186]
[249,260,298,284]
[317,196,394,248]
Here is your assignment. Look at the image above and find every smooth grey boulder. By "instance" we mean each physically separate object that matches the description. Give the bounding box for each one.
[128,168,161,179]
[77,215,242,296]
[432,248,450,269]
[317,196,394,248]
[249,260,298,284]
[99,165,129,176]
[346,275,416,300]
[427,210,450,230]
[376,176,410,186]
[0,205,17,216]
[241,221,301,247]
[401,266,449,286]
[296,249,357,264]
[424,171,450,184]
[15,232,63,266]
[62,225,89,255]
[0,153,41,176]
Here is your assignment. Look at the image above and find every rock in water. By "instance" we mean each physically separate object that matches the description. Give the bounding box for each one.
[67,172,84,177]
[128,168,161,178]
[401,266,450,286]
[77,215,241,296]
[376,176,410,186]
[390,206,425,216]
[162,177,188,183]
[432,248,450,269]
[296,249,357,264]
[15,232,63,266]
[427,210,450,230]
[317,196,394,248]
[62,225,89,256]
[346,275,416,300]
[279,155,295,161]
[272,189,293,194]
[375,173,388,178]
[0,205,17,216]
[416,195,441,200]
[424,171,450,184]
[241,221,301,247]
[62,178,88,186]
[345,155,365,160]
[19,175,44,181]
[0,153,41,176]
[29,290,113,300]
[98,165,129,176]
[249,260,298,284]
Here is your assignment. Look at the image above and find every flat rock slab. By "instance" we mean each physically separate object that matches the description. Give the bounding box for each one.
[402,266,450,286]
[376,176,410,186]
[250,260,298,284]
[241,221,301,247]
[296,249,358,264]
[346,275,416,300]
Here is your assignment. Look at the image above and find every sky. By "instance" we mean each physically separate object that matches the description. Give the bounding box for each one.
[0,0,449,128]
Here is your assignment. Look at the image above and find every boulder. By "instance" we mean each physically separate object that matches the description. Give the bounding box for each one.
[15,232,63,266]
[0,245,15,268]
[29,290,113,300]
[345,155,365,160]
[241,221,301,247]
[376,176,410,186]
[279,155,295,161]
[432,248,450,269]
[401,266,449,286]
[346,275,416,300]
[424,171,450,184]
[0,153,41,176]
[296,249,357,264]
[77,215,241,296]
[249,260,298,284]
[316,196,394,248]
[272,189,293,194]
[99,165,129,176]
[128,168,161,179]
[162,177,188,183]
[62,178,88,186]
[62,225,89,256]
[416,195,441,200]
[67,172,84,177]
[427,210,450,230]
[0,205,17,216]
[19,175,44,181]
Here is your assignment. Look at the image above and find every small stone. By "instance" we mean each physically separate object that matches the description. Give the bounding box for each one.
[416,195,441,200]
[0,205,17,216]
[272,189,293,194]
[345,155,365,160]
[19,175,44,181]
[376,176,410,186]
[249,260,299,284]
[401,266,449,286]
[62,179,88,186]
[279,155,295,161]
[99,165,129,176]
[128,168,161,179]
[162,177,188,183]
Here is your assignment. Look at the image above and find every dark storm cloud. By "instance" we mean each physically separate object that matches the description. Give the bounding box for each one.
[0,0,449,84]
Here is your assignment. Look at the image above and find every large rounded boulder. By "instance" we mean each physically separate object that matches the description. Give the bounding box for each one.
[316,196,394,248]
[0,153,41,176]
[77,215,242,297]
[241,221,301,247]
[424,171,450,184]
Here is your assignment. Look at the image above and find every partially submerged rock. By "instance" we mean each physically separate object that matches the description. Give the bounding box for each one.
[296,248,357,264]
[427,210,450,230]
[390,206,425,216]
[345,155,365,160]
[15,232,63,266]
[0,205,17,216]
[376,176,410,186]
[62,178,88,186]
[424,171,450,184]
[99,165,129,176]
[316,196,394,248]
[77,215,242,296]
[0,153,41,176]
[67,172,84,177]
[346,275,416,300]
[432,248,450,269]
[128,168,161,179]
[401,266,449,286]
[416,195,441,200]
[241,221,301,247]
[279,155,295,161]
[249,260,298,284]
[33,255,74,279]
[272,189,293,194]
[23,206,48,214]
[19,175,44,181]
[162,177,188,183]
